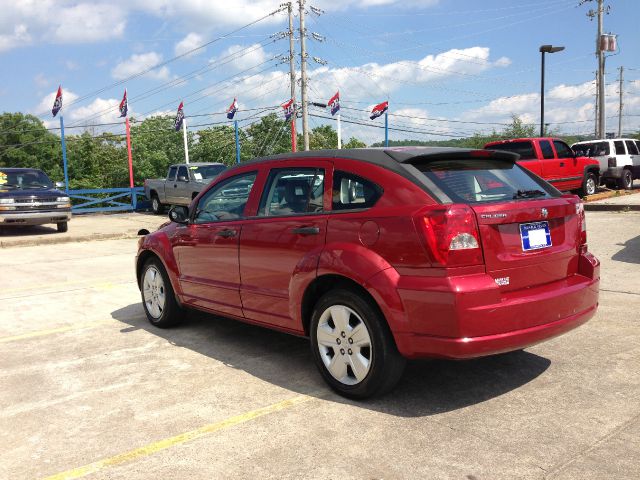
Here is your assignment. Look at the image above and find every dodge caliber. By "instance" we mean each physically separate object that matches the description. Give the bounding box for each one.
[136,148,600,398]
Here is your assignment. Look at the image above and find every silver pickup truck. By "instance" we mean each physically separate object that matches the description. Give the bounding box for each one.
[144,163,226,214]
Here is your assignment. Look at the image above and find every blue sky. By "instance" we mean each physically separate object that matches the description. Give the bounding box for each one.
[1,0,639,144]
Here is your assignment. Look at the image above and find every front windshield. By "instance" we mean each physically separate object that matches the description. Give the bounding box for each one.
[0,170,54,189]
[190,165,226,180]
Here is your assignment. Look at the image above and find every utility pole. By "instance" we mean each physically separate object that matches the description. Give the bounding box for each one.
[299,0,309,151]
[618,66,624,137]
[597,0,605,138]
[594,71,599,137]
[286,2,297,152]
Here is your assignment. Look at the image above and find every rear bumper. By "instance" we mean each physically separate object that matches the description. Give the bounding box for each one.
[0,210,71,226]
[393,252,600,360]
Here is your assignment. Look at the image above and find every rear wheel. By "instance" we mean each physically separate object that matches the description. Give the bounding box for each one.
[578,172,597,197]
[310,289,406,399]
[56,221,68,233]
[140,258,183,328]
[619,169,633,190]
[151,195,164,215]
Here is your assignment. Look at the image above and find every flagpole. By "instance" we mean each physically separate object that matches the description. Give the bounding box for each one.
[337,113,342,149]
[291,117,297,153]
[234,119,240,164]
[59,115,69,193]
[182,118,190,164]
[125,117,136,209]
[384,111,389,147]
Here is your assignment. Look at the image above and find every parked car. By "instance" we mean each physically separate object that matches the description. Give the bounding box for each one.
[484,137,600,196]
[144,162,227,214]
[135,147,600,398]
[571,138,640,190]
[0,168,71,232]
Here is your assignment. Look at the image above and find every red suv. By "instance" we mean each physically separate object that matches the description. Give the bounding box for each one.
[136,147,600,398]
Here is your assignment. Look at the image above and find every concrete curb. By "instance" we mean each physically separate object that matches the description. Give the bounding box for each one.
[584,204,640,212]
[0,232,140,249]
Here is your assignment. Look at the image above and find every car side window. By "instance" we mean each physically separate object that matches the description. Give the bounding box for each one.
[625,140,639,155]
[258,168,325,217]
[193,172,257,224]
[614,141,626,155]
[332,171,383,211]
[168,166,177,181]
[177,166,188,182]
[553,141,573,158]
[539,140,555,159]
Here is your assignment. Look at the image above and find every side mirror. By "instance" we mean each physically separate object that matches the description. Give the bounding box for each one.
[169,205,189,224]
[55,181,66,189]
[177,175,188,182]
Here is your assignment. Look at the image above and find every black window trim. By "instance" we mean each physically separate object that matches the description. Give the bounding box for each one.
[190,170,258,224]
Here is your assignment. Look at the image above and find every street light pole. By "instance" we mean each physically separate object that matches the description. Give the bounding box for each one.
[539,44,565,137]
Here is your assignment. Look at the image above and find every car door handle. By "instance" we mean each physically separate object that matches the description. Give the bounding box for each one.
[559,162,565,167]
[291,226,320,235]
[216,229,237,238]
[174,184,178,188]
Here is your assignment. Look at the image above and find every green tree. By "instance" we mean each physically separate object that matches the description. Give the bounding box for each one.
[245,113,293,158]
[193,125,250,166]
[0,113,63,180]
[343,136,366,149]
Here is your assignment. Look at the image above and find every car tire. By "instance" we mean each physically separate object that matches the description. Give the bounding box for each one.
[619,169,633,190]
[56,221,68,233]
[309,289,406,399]
[140,258,183,328]
[151,195,164,215]
[578,172,597,197]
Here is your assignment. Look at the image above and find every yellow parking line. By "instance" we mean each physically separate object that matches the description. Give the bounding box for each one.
[0,321,110,344]
[42,395,314,480]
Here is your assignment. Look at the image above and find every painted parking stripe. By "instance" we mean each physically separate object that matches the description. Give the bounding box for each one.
[0,321,111,344]
[42,394,314,480]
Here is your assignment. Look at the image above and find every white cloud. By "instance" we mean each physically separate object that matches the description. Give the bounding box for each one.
[111,52,170,81]
[174,32,204,57]
[33,73,49,88]
[0,2,125,51]
[215,44,268,71]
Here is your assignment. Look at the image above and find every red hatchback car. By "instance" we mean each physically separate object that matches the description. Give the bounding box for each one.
[136,147,600,398]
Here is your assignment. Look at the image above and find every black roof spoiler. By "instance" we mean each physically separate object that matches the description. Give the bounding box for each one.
[383,147,520,163]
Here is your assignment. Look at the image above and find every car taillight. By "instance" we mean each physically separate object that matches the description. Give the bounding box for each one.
[576,201,587,252]
[608,157,616,168]
[415,204,484,267]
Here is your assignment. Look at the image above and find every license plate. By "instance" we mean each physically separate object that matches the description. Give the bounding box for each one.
[520,221,552,251]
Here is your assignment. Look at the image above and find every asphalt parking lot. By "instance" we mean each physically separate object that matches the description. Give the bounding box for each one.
[1,211,639,479]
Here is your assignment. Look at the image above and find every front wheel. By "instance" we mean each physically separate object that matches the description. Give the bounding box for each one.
[310,290,406,399]
[618,169,633,190]
[56,221,68,233]
[140,258,183,328]
[578,172,597,197]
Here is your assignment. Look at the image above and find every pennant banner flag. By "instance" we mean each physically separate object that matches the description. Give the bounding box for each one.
[174,101,185,131]
[370,101,388,120]
[226,98,238,119]
[119,89,128,118]
[52,86,63,117]
[328,91,340,116]
[282,98,295,121]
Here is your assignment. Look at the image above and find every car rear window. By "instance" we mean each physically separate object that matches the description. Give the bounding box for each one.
[485,141,536,160]
[572,142,609,156]
[413,159,558,204]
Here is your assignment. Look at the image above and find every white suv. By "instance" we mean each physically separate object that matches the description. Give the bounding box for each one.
[571,138,640,190]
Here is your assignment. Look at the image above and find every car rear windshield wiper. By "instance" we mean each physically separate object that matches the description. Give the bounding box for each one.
[513,189,546,199]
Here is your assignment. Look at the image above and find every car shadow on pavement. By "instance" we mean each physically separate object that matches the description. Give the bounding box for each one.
[112,303,550,418]
[0,225,58,236]
[612,235,640,265]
